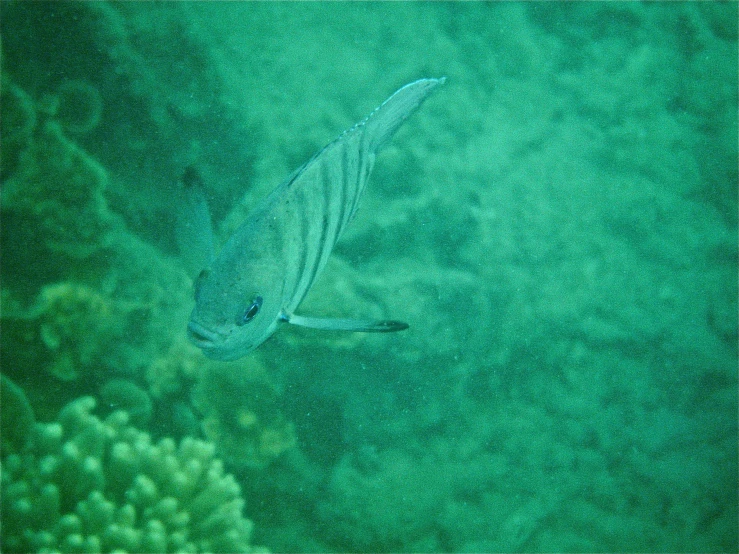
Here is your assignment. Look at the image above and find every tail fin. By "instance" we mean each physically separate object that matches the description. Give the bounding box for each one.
[364,77,446,152]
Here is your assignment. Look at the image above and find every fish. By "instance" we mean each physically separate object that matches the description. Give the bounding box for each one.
[186,77,446,360]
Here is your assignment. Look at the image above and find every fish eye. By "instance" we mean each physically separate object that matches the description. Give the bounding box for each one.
[237,296,263,326]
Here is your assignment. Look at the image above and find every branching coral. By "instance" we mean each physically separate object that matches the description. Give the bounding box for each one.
[1,396,263,553]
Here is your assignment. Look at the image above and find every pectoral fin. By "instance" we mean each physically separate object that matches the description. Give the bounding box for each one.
[175,165,215,280]
[283,313,409,333]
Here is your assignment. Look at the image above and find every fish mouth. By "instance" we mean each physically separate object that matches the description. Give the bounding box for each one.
[187,320,221,349]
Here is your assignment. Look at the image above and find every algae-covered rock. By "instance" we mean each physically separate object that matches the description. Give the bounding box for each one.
[193,358,297,470]
[41,79,104,136]
[317,448,447,551]
[1,116,116,261]
[1,396,263,553]
[0,75,37,180]
[0,74,119,325]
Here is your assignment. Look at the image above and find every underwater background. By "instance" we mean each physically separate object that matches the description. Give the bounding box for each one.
[1,2,737,552]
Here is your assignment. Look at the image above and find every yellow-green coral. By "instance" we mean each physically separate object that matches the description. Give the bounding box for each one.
[35,282,126,381]
[145,337,204,400]
[1,396,263,553]
[193,358,297,470]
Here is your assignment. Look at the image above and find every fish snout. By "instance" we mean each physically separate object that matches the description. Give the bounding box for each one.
[187,320,220,349]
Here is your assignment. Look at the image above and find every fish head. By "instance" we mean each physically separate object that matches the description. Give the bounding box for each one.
[186,261,282,361]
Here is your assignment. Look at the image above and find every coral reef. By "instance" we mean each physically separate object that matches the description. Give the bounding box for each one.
[1,3,736,552]
[1,396,262,553]
[0,73,195,395]
[193,359,297,470]
[0,282,128,384]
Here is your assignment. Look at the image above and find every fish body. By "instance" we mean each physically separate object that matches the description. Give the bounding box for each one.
[187,77,445,360]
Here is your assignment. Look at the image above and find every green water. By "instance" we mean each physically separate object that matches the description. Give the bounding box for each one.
[1,2,737,552]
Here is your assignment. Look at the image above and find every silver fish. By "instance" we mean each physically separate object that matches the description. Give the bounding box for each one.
[187,77,446,360]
